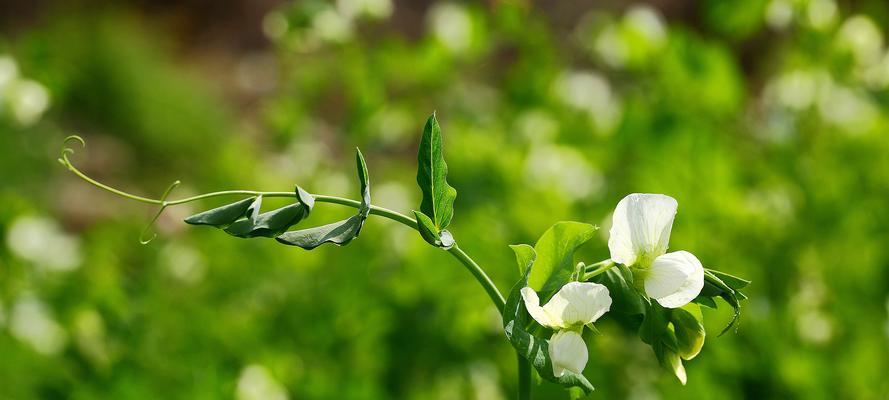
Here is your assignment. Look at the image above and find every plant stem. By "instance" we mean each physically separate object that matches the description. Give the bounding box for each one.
[582,259,616,280]
[517,353,532,400]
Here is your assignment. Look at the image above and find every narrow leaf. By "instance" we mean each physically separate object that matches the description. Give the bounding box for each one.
[706,269,750,290]
[296,185,315,211]
[276,215,365,250]
[416,113,457,230]
[184,197,256,227]
[414,211,442,245]
[509,244,536,276]
[356,149,370,214]
[224,203,310,238]
[527,221,598,295]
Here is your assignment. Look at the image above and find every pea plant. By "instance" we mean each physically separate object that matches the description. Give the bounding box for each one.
[59,113,749,398]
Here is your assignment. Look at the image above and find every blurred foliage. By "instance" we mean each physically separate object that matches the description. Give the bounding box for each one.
[2,0,889,399]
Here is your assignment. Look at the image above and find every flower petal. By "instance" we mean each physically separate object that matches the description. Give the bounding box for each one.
[541,282,612,326]
[645,251,705,308]
[549,330,588,377]
[608,193,678,266]
[521,287,560,328]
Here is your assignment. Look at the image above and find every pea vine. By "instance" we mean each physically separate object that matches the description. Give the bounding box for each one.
[59,113,749,399]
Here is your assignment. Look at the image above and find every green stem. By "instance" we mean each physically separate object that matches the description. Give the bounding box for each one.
[517,353,531,400]
[582,259,616,280]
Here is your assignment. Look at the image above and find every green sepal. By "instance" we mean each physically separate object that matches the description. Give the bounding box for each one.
[694,268,749,336]
[184,197,257,227]
[671,304,705,360]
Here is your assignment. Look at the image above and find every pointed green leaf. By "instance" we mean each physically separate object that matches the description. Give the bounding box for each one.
[707,269,750,290]
[295,185,315,211]
[415,211,442,245]
[527,222,598,294]
[275,214,365,249]
[502,268,595,394]
[416,113,457,230]
[691,296,718,309]
[224,203,311,238]
[356,149,370,214]
[509,244,536,276]
[184,197,256,227]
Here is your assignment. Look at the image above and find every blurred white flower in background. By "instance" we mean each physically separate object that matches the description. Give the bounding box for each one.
[429,3,473,54]
[817,83,878,133]
[312,6,354,43]
[6,215,82,273]
[524,145,604,202]
[836,15,883,67]
[806,0,837,30]
[515,109,558,144]
[337,0,393,20]
[10,294,68,356]
[262,11,289,41]
[73,309,111,367]
[765,0,794,30]
[553,70,622,134]
[0,54,51,126]
[468,362,504,400]
[592,5,666,69]
[236,364,289,400]
[160,243,207,284]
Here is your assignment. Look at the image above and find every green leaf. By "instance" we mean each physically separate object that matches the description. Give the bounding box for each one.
[502,266,596,394]
[691,296,718,309]
[247,195,263,221]
[224,203,310,238]
[671,304,705,360]
[356,149,370,214]
[707,269,750,290]
[701,269,747,336]
[414,211,455,249]
[509,244,536,276]
[416,113,457,231]
[527,222,598,294]
[592,264,646,319]
[275,151,370,249]
[184,197,257,227]
[275,214,365,249]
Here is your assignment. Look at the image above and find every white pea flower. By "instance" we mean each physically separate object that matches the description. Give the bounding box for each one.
[521,282,612,377]
[608,193,704,308]
[548,330,588,378]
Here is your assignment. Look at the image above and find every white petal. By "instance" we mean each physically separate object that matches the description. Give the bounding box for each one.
[608,193,678,266]
[521,287,560,328]
[541,282,612,326]
[645,251,705,308]
[549,330,588,377]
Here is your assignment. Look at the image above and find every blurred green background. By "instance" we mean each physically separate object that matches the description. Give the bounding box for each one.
[2,0,889,398]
